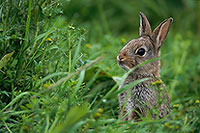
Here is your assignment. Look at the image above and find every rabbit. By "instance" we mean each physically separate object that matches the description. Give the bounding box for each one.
[117,12,173,121]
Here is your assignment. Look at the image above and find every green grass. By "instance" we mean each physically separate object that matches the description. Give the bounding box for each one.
[0,0,200,132]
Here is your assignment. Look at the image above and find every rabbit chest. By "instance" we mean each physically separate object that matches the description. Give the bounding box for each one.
[118,74,170,120]
[118,80,157,111]
[118,74,161,120]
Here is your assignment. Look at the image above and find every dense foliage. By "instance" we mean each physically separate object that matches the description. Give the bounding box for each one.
[0,0,199,132]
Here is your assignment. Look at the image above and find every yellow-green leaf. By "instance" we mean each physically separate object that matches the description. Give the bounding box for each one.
[0,51,15,70]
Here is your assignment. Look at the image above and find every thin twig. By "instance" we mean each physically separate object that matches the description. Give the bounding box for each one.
[3,120,13,133]
[42,55,104,93]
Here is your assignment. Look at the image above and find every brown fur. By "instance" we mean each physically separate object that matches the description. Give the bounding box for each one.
[117,12,173,121]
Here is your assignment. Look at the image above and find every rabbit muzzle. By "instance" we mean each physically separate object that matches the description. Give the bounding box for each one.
[117,52,135,71]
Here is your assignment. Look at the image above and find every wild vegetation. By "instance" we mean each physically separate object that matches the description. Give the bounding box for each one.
[0,0,199,132]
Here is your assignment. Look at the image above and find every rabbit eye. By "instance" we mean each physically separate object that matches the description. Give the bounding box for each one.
[136,48,146,56]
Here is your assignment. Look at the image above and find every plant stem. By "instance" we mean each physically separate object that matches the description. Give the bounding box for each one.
[3,120,13,133]
[68,50,72,73]
[49,116,59,133]
[45,114,49,133]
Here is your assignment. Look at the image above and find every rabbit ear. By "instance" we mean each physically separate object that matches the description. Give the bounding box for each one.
[139,12,152,36]
[152,17,173,48]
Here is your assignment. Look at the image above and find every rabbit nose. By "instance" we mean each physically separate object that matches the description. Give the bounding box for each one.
[117,53,126,61]
[117,55,123,61]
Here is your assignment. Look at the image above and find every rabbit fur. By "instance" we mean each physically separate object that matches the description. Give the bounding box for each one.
[117,12,173,121]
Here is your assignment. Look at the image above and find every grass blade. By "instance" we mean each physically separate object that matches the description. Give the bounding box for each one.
[1,92,31,112]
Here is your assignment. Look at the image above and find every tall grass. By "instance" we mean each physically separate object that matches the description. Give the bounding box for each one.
[0,0,200,132]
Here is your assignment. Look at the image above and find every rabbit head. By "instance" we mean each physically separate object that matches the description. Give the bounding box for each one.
[117,12,173,76]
